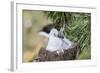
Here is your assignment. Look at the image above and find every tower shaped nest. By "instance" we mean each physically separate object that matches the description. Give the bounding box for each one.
[36,43,81,61]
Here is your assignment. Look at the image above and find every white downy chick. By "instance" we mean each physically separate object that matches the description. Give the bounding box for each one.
[46,28,63,52]
[46,28,73,52]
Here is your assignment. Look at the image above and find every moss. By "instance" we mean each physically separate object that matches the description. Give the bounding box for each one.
[79,48,91,59]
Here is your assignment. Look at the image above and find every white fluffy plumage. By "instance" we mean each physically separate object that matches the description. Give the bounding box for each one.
[46,28,72,52]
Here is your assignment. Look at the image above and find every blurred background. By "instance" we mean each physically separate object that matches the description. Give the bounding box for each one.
[22,10,91,62]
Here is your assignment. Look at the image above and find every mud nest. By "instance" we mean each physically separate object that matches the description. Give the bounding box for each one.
[34,43,81,62]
